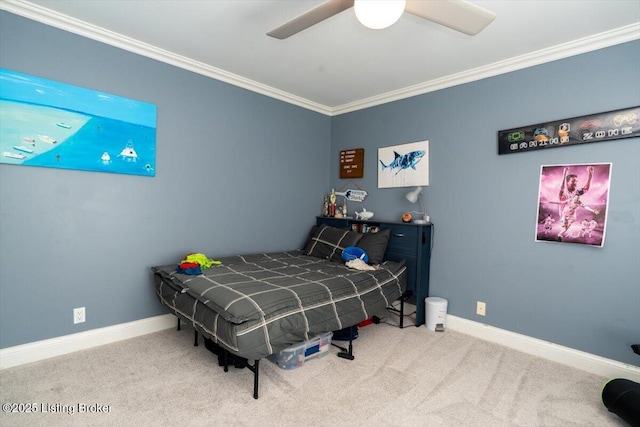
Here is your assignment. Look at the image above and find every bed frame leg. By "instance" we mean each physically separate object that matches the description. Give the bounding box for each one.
[389,290,411,328]
[177,317,181,331]
[194,330,198,346]
[252,360,260,399]
[220,351,260,399]
[337,325,355,360]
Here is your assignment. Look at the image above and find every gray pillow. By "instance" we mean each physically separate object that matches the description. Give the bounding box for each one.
[357,228,391,265]
[304,224,363,262]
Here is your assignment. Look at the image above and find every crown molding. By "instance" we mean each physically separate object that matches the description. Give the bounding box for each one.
[0,0,332,115]
[330,22,640,115]
[2,0,639,117]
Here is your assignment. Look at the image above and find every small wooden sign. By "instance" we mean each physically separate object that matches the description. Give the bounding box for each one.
[340,148,364,178]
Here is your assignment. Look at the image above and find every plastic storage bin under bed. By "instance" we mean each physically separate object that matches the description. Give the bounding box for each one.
[267,332,333,370]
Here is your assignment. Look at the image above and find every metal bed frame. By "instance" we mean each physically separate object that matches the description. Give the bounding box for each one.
[174,291,409,399]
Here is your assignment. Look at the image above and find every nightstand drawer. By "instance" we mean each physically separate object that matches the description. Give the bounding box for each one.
[386,225,418,254]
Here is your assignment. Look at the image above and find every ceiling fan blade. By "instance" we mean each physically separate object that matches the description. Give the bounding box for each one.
[405,0,496,35]
[267,0,355,39]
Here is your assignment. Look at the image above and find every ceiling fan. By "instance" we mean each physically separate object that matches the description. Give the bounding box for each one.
[267,0,496,39]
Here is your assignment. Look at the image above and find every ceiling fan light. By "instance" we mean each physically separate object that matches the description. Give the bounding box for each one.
[355,0,406,30]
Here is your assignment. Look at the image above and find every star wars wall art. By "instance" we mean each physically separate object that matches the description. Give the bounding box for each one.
[535,163,612,247]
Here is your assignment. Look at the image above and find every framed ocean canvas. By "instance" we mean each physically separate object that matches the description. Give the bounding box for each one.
[0,68,156,177]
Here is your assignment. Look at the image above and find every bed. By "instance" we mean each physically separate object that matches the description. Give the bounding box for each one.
[151,224,407,398]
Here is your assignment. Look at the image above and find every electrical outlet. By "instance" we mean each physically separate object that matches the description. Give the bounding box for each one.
[73,307,85,324]
[476,301,486,316]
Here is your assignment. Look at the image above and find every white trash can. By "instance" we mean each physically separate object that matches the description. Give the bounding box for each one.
[425,297,448,331]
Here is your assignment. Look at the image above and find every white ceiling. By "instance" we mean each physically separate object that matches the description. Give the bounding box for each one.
[2,0,639,115]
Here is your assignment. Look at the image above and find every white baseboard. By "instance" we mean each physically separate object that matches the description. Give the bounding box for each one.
[2,313,638,382]
[446,315,640,382]
[0,314,176,370]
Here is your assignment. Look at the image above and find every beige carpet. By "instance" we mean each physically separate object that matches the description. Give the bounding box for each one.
[0,319,625,427]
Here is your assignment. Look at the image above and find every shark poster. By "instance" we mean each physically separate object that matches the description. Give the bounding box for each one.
[0,68,156,177]
[535,163,612,247]
[378,140,429,188]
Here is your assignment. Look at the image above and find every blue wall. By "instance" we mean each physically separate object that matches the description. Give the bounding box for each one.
[331,41,640,365]
[0,12,330,348]
[1,11,638,367]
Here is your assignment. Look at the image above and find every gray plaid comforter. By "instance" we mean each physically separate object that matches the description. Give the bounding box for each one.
[152,251,406,360]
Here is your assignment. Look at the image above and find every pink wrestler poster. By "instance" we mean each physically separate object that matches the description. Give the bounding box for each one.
[535,163,612,247]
